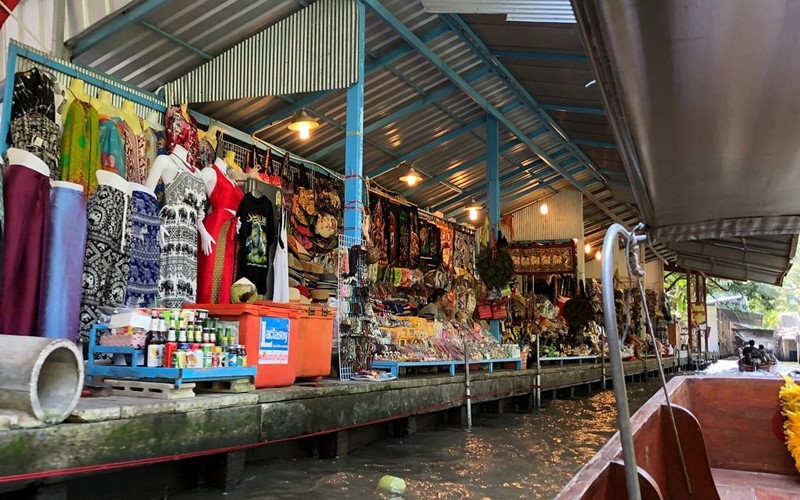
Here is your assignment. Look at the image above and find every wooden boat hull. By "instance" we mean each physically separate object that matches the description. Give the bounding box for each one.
[739,359,778,373]
[557,376,800,499]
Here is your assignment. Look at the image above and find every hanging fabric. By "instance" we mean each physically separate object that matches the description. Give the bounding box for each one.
[273,207,290,303]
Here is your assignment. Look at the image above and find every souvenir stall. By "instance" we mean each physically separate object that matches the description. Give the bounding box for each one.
[362,187,521,379]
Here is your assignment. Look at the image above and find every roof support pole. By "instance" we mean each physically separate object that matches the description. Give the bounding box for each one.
[486,115,501,340]
[343,0,365,240]
[362,0,624,226]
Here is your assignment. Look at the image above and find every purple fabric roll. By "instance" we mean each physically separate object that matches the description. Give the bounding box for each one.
[38,184,87,340]
[0,160,50,336]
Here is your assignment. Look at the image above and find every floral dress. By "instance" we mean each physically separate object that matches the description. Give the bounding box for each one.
[166,106,201,170]
[60,100,100,196]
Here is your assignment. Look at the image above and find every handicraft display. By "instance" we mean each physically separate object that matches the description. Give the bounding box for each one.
[508,243,576,275]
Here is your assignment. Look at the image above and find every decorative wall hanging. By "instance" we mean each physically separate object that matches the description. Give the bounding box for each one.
[508,242,576,275]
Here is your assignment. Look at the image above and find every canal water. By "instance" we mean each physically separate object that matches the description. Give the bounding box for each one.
[174,358,800,499]
[175,376,670,500]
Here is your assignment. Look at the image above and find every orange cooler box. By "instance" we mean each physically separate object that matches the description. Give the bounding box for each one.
[258,302,335,380]
[188,303,299,388]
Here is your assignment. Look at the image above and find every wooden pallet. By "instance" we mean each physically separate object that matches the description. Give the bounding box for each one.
[193,378,255,394]
[105,379,196,400]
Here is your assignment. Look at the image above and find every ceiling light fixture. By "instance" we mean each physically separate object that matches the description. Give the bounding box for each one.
[540,203,549,215]
[585,244,592,255]
[585,79,597,88]
[464,198,483,222]
[399,165,423,187]
[287,109,319,140]
[595,250,602,261]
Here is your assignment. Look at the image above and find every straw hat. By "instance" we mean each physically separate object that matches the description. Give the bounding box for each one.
[288,254,303,271]
[311,289,330,302]
[289,287,302,302]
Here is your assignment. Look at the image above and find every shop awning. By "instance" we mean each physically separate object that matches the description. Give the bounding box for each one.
[571,0,800,284]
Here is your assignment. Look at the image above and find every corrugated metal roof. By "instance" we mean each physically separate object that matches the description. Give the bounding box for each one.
[68,0,639,257]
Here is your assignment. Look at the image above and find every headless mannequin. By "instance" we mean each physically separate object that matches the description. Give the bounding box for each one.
[198,123,218,150]
[92,90,120,118]
[119,100,143,135]
[145,110,165,132]
[129,181,155,197]
[52,180,84,193]
[7,148,50,177]
[146,144,213,248]
[64,79,91,109]
[224,150,247,181]
[199,157,241,255]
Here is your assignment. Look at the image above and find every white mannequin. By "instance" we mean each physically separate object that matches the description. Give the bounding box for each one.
[96,170,131,195]
[198,157,241,256]
[92,90,120,118]
[7,148,49,177]
[119,100,143,134]
[146,145,213,249]
[129,181,155,197]
[52,180,84,193]
[64,79,91,109]
[145,110,165,132]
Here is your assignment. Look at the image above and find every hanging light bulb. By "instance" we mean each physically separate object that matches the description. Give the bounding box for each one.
[287,109,319,140]
[595,250,602,261]
[399,165,423,186]
[585,243,592,255]
[464,197,482,222]
[540,203,549,215]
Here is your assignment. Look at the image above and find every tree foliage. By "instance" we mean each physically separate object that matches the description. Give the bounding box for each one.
[664,257,800,328]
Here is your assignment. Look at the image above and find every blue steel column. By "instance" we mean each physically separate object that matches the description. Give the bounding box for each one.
[486,115,501,341]
[0,44,19,157]
[344,1,366,240]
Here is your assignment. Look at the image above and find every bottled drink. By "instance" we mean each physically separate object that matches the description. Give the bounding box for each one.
[209,326,217,345]
[178,324,187,343]
[167,319,177,343]
[146,316,164,367]
[240,345,248,367]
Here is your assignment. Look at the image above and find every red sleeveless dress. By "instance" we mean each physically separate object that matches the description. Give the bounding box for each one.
[197,163,244,303]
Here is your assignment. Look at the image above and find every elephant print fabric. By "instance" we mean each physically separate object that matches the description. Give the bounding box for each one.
[237,193,276,295]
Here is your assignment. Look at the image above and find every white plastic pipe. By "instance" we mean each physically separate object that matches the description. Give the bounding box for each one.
[0,335,84,424]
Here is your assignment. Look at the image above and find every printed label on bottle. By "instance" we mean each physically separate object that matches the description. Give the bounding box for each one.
[147,345,164,367]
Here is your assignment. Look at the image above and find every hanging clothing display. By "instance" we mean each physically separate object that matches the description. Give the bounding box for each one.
[79,183,132,341]
[9,112,60,179]
[197,163,244,304]
[10,68,56,124]
[135,126,149,182]
[166,105,200,170]
[237,193,276,295]
[60,99,100,195]
[145,126,167,169]
[0,149,51,336]
[273,208,289,303]
[125,189,160,308]
[99,118,126,177]
[199,136,216,169]
[38,183,87,340]
[117,120,142,184]
[158,166,207,307]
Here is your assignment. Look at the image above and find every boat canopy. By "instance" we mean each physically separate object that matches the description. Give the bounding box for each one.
[572,0,800,285]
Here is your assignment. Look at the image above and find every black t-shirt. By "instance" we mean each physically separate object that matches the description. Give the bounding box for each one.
[237,194,276,294]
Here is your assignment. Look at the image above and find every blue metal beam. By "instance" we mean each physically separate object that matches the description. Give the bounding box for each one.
[307,66,492,162]
[245,25,450,134]
[139,20,212,61]
[402,132,544,198]
[436,13,629,226]
[362,1,625,224]
[489,49,588,63]
[540,104,606,115]
[438,153,574,214]
[367,113,493,177]
[574,139,617,149]
[486,115,500,231]
[486,115,500,339]
[445,160,582,218]
[344,1,366,240]
[70,0,169,56]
